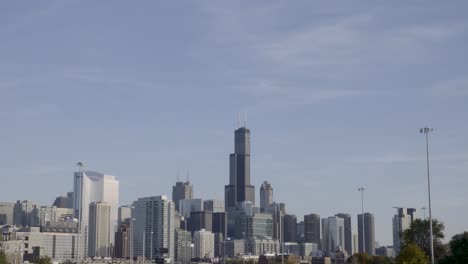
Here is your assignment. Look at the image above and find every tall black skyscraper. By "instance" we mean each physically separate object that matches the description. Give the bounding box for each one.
[283,214,298,243]
[304,214,321,247]
[225,126,255,209]
[172,180,193,212]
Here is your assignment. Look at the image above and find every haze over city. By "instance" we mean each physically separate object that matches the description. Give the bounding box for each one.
[1,0,468,251]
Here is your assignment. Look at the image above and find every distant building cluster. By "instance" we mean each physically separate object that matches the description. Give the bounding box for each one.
[0,124,418,263]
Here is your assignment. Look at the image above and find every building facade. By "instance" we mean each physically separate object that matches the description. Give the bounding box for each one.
[212,212,227,238]
[304,214,321,246]
[335,213,352,255]
[358,213,375,255]
[225,126,255,209]
[13,200,39,227]
[283,214,297,243]
[174,229,192,263]
[179,199,203,219]
[115,224,130,259]
[203,199,225,213]
[260,181,273,211]
[321,216,345,254]
[88,202,111,257]
[131,196,175,261]
[392,208,416,254]
[189,211,213,234]
[73,170,119,258]
[0,202,15,225]
[194,229,214,259]
[172,181,193,212]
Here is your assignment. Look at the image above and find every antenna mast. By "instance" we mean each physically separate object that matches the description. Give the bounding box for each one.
[244,112,247,127]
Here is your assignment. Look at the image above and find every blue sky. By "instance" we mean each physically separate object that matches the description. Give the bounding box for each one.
[1,1,468,245]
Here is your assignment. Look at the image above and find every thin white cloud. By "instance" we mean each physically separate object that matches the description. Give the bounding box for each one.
[348,153,468,164]
[63,67,157,90]
[399,23,467,42]
[263,14,372,66]
[430,76,468,96]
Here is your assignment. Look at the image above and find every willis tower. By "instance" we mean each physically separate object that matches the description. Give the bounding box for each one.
[225,122,255,209]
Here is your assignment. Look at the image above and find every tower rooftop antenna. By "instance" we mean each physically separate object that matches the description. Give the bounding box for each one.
[76,162,85,172]
[244,112,247,127]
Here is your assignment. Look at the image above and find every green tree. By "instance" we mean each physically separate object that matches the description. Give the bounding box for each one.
[0,235,7,264]
[37,256,52,264]
[0,252,7,264]
[349,253,373,264]
[401,218,445,260]
[371,255,394,264]
[395,244,428,264]
[440,231,468,264]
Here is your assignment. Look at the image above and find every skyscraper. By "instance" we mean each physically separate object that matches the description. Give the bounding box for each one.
[115,224,130,259]
[131,196,175,261]
[304,214,321,246]
[225,126,255,209]
[335,213,352,255]
[73,170,119,258]
[283,214,297,243]
[88,202,111,257]
[174,229,192,263]
[203,199,225,213]
[212,212,227,238]
[358,213,375,255]
[194,229,214,258]
[118,205,131,226]
[0,202,14,225]
[236,213,274,240]
[13,200,39,227]
[321,216,345,254]
[172,181,193,212]
[189,211,213,234]
[260,181,273,211]
[392,208,416,254]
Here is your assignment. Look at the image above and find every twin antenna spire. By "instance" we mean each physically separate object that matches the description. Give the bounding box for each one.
[237,112,247,128]
[176,170,190,182]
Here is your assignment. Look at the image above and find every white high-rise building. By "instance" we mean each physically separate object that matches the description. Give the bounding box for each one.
[88,202,111,257]
[321,216,345,253]
[73,170,119,258]
[260,181,273,211]
[392,208,416,254]
[132,196,176,262]
[194,229,214,259]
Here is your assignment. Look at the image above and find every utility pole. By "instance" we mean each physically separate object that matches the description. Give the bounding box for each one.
[420,127,435,264]
[358,187,366,254]
[76,162,85,264]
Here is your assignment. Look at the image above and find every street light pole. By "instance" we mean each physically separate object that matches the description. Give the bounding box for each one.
[143,231,145,264]
[130,217,136,264]
[76,162,85,264]
[420,127,435,264]
[358,187,365,254]
[150,231,154,263]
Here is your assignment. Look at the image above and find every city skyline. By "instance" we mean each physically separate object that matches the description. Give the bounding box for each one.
[1,1,468,248]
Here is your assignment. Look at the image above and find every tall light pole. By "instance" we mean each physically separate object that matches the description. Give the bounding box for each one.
[358,187,365,254]
[420,127,435,264]
[150,231,154,263]
[421,206,427,219]
[130,217,136,264]
[142,231,145,264]
[76,162,85,264]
